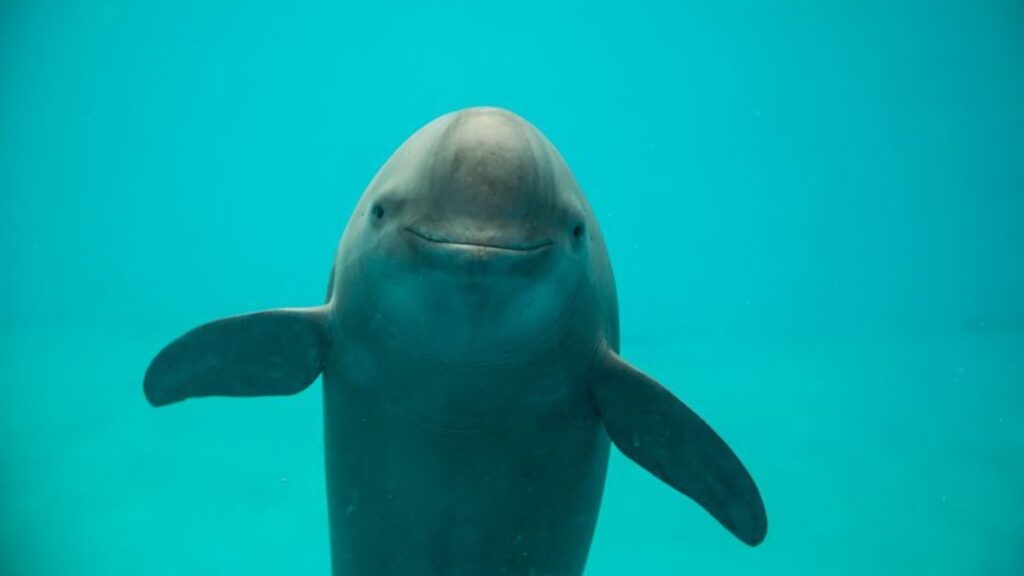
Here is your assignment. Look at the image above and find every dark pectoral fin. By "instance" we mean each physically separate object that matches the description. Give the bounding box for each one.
[144,306,332,407]
[589,351,767,546]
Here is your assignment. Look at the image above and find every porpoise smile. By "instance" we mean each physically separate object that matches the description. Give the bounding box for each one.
[404,226,554,254]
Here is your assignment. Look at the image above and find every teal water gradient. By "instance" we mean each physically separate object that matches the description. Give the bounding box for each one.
[2,1,1022,574]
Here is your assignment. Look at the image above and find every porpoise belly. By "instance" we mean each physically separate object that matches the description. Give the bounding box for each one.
[322,373,610,576]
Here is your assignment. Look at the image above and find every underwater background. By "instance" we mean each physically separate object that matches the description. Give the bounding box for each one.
[2,1,1022,574]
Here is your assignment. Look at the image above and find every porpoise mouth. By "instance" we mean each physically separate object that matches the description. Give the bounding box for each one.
[404,227,553,254]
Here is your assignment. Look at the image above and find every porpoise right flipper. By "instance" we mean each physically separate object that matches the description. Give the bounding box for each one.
[588,350,767,546]
[144,306,332,407]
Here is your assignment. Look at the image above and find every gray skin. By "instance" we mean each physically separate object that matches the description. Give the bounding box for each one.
[145,107,767,576]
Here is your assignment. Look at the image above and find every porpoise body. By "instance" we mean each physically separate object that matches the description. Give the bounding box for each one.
[145,107,767,576]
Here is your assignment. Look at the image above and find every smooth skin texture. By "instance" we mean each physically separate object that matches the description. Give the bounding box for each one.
[145,107,767,576]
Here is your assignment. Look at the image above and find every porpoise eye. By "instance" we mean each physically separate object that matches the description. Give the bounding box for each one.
[372,204,385,220]
[572,224,584,240]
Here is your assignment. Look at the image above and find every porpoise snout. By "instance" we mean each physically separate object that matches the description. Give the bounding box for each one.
[419,108,556,252]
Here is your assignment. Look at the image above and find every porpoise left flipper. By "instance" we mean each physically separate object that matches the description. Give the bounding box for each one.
[144,306,331,407]
[589,351,767,546]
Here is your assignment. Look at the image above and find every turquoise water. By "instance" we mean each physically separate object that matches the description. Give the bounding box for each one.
[2,1,1022,574]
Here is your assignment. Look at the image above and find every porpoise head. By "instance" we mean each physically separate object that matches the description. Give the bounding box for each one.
[331,107,612,375]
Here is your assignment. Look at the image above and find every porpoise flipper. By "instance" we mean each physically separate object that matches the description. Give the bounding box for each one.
[145,306,331,407]
[589,351,767,546]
